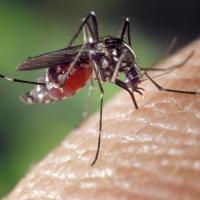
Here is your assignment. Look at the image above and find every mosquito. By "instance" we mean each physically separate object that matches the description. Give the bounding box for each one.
[0,11,199,166]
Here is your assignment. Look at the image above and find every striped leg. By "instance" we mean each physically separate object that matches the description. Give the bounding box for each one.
[0,74,45,85]
[145,72,200,95]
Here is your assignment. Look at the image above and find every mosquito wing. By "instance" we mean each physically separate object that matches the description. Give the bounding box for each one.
[17,45,91,71]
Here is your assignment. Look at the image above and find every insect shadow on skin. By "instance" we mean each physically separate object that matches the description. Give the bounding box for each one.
[0,11,199,166]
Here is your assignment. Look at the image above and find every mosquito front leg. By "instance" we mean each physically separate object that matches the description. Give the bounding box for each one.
[145,72,200,95]
[115,79,139,109]
[110,49,140,109]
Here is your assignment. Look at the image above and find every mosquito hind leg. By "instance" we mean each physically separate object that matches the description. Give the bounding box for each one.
[59,43,86,87]
[83,20,96,44]
[0,74,45,85]
[68,11,99,47]
[118,17,131,46]
[61,13,99,86]
[61,14,99,86]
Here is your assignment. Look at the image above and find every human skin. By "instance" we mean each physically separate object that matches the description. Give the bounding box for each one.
[3,39,200,200]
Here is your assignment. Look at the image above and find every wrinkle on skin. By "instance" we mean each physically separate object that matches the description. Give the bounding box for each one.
[3,39,200,200]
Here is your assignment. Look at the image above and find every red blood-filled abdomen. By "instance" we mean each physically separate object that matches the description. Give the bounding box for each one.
[48,64,93,100]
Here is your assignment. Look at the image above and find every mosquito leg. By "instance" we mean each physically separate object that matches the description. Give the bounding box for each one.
[89,58,104,166]
[89,12,99,41]
[145,72,200,95]
[61,10,100,87]
[59,43,86,87]
[111,50,127,83]
[83,21,95,44]
[115,79,139,109]
[60,15,98,86]
[118,17,131,46]
[0,74,45,85]
[81,24,97,120]
[140,50,194,71]
[68,11,99,47]
[82,79,94,120]
[74,80,94,129]
[83,22,90,44]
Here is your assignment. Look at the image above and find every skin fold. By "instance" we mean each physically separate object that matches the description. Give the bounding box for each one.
[3,39,200,200]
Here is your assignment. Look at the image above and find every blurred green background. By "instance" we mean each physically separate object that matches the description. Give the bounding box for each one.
[0,0,199,198]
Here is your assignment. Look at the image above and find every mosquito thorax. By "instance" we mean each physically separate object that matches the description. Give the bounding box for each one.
[98,36,141,87]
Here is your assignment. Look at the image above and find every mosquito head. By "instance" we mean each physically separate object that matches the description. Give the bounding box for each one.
[126,68,141,87]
